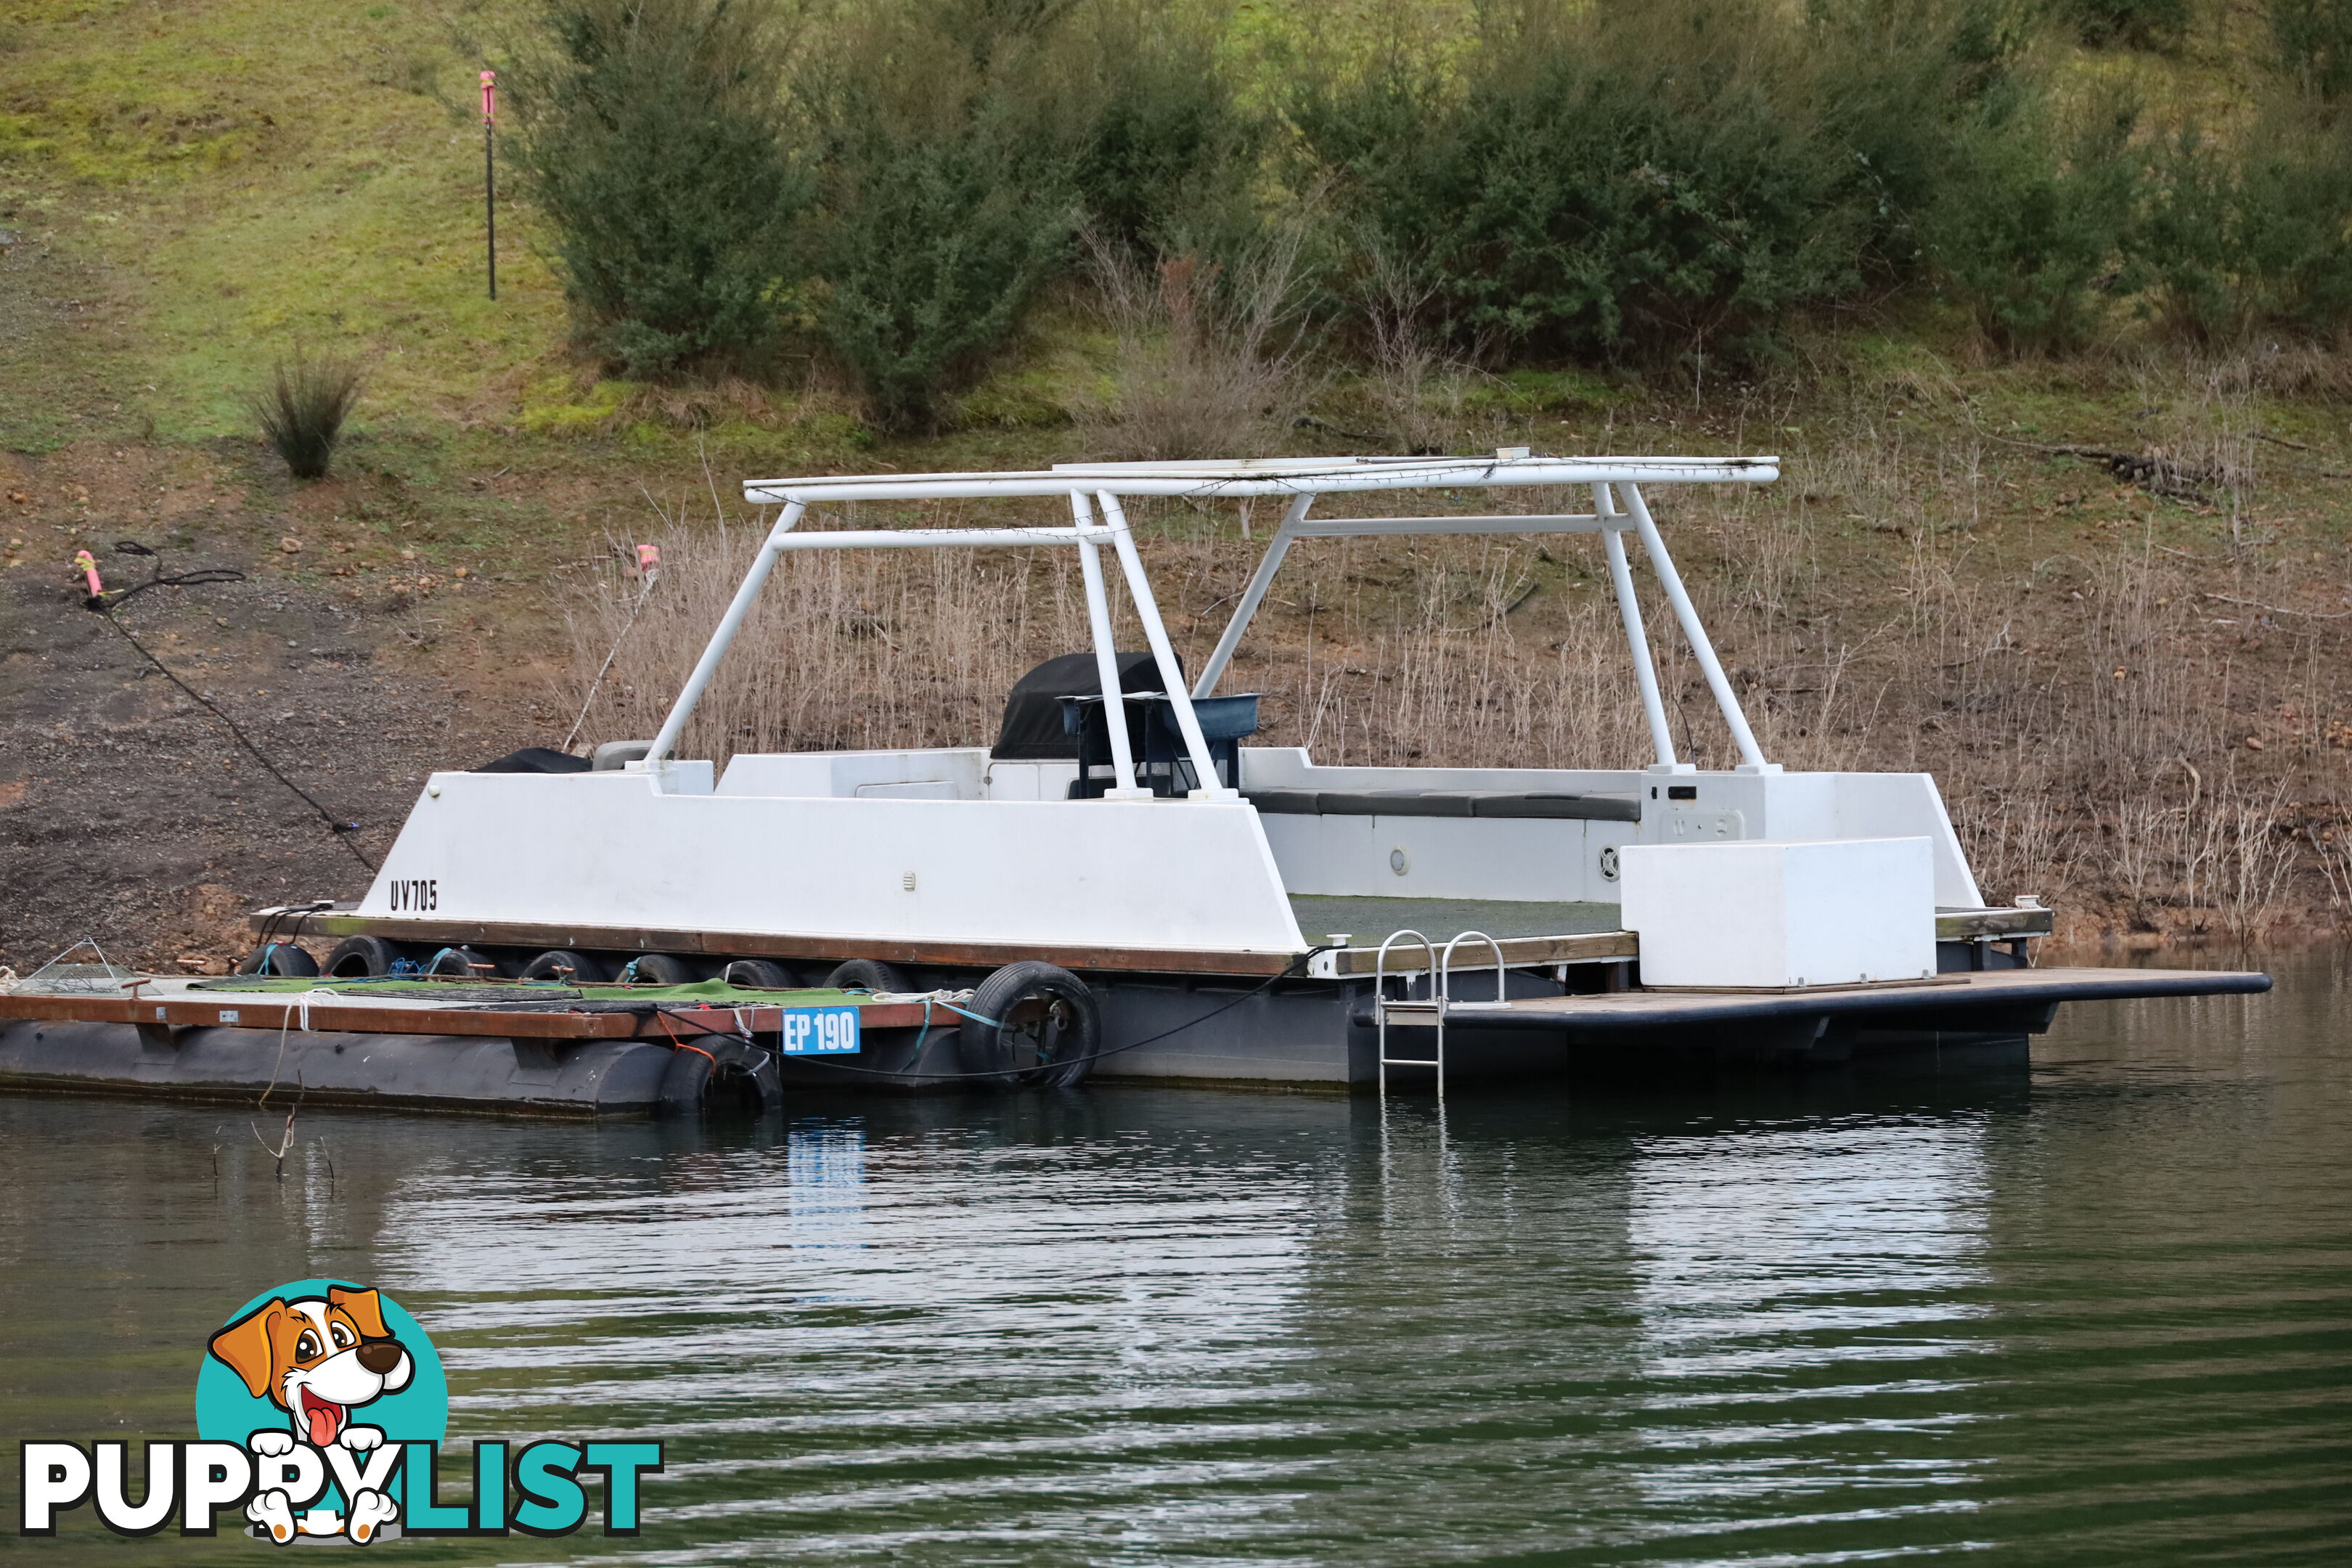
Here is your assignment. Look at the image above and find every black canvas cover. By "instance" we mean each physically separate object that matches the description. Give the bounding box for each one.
[473,746,592,774]
[992,651,1167,759]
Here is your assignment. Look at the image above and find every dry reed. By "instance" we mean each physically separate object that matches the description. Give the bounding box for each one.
[1077,226,1315,461]
[565,396,2340,941]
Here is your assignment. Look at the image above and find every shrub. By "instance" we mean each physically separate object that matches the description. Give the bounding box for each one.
[2235,114,2352,332]
[1291,0,1993,367]
[2063,0,2192,48]
[249,351,364,480]
[1920,84,2143,353]
[2129,104,2352,341]
[1057,1,1265,258]
[802,4,1077,430]
[1079,224,1315,459]
[807,110,1074,433]
[1805,0,2026,277]
[506,0,807,380]
[2134,126,2242,341]
[2274,0,2352,99]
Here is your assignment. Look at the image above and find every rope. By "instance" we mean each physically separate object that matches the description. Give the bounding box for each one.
[561,567,660,753]
[85,542,376,874]
[293,987,339,1032]
[653,1010,718,1065]
[651,947,1335,1082]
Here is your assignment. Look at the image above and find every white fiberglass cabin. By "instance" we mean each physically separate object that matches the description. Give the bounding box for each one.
[269,455,2263,1086]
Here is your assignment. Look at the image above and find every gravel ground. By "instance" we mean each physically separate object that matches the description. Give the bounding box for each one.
[0,528,535,973]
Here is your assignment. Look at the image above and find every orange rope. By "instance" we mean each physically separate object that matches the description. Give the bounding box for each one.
[653,1011,717,1063]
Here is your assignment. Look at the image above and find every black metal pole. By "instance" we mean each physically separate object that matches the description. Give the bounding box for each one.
[485,119,497,301]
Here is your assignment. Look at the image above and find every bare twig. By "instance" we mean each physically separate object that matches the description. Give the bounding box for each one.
[2200,592,2352,621]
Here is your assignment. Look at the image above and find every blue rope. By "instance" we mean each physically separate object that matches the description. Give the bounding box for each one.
[910,997,1007,1056]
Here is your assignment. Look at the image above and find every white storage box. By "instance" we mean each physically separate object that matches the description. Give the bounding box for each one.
[1619,838,1936,989]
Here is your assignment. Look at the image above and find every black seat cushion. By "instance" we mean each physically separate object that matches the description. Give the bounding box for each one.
[1244,788,1642,822]
[1473,793,1641,822]
[1319,791,1477,817]
[1243,790,1321,814]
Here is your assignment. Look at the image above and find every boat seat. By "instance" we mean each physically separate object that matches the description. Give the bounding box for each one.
[1244,790,1640,822]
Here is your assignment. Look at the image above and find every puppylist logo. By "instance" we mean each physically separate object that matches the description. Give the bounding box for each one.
[19,1278,661,1543]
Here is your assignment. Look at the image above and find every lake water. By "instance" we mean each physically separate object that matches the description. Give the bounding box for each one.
[3,953,2346,1564]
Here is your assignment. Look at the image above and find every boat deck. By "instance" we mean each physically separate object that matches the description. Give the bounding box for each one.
[1289,895,1622,944]
[1375,966,2273,1034]
[249,898,2055,977]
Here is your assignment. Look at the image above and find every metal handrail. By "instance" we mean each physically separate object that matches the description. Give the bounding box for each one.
[1374,928,1444,1099]
[1440,931,1509,1011]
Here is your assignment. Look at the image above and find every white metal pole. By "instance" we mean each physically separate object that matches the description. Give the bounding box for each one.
[1071,491,1149,799]
[1622,482,1769,770]
[1096,491,1238,799]
[645,498,804,764]
[1595,485,1676,769]
[1192,493,1312,698]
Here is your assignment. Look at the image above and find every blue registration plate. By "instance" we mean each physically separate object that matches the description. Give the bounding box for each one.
[778,1005,861,1055]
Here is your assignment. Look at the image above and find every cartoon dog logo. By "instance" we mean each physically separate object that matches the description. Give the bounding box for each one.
[207,1286,414,1543]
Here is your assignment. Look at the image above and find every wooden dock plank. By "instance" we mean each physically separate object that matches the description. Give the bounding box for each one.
[1,993,940,1040]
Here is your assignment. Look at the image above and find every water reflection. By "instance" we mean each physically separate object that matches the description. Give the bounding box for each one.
[0,955,2345,1565]
[372,1100,1332,1560]
[1625,1119,1995,1550]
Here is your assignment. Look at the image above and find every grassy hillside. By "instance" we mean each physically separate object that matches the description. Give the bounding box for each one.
[3,0,2351,959]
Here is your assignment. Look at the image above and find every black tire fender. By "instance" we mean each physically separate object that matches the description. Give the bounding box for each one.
[425,945,498,977]
[617,952,698,986]
[522,949,607,984]
[658,1033,771,1116]
[323,936,404,978]
[825,958,910,995]
[963,961,1101,1089]
[237,942,320,977]
[724,957,797,989]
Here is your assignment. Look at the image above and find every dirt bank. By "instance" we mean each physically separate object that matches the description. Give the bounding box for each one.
[0,475,540,973]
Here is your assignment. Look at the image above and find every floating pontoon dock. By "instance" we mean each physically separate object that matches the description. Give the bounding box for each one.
[1,454,2269,1112]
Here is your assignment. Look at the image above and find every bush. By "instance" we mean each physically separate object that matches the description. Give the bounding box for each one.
[2063,0,2192,48]
[506,0,807,380]
[1805,0,2026,276]
[2236,115,2352,332]
[1079,224,1315,459]
[2134,126,2242,340]
[811,118,1073,431]
[2274,0,2352,98]
[2137,106,2352,339]
[1920,84,2143,352]
[1057,1,1265,258]
[802,4,1079,430]
[250,351,364,480]
[1291,1,2007,367]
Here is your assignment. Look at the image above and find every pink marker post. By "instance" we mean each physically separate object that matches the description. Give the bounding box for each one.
[73,549,102,600]
[481,70,497,301]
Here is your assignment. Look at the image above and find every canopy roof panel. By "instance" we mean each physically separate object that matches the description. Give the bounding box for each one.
[743,453,1779,505]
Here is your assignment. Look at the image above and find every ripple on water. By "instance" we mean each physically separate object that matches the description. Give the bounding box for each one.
[0,961,2346,1564]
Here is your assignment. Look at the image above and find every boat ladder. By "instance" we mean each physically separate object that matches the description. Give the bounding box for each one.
[1374,930,1511,1098]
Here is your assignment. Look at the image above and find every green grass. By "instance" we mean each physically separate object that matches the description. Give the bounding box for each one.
[0,0,2346,550]
[0,0,564,442]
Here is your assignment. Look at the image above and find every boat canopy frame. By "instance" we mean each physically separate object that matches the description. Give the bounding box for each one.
[652,454,1783,796]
